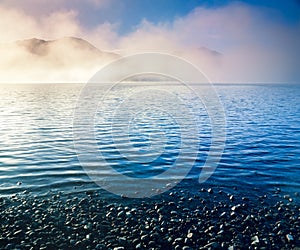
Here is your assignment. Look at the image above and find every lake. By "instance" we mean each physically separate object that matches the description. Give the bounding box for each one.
[0,83,299,200]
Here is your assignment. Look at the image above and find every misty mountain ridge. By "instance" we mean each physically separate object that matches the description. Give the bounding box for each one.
[0,36,222,83]
[14,36,221,59]
[16,37,117,58]
[0,37,120,82]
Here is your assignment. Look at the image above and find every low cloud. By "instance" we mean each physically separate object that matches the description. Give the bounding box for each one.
[0,37,118,83]
[118,3,300,83]
[0,2,299,83]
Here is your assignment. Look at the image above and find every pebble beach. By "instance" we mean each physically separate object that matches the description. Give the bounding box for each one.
[1,185,299,250]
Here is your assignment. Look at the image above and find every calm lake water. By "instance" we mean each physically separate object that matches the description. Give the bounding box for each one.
[0,83,299,199]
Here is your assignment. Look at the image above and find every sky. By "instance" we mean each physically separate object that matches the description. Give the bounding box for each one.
[0,0,299,83]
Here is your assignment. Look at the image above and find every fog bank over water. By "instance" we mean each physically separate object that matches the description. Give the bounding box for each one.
[0,37,118,83]
[0,2,299,83]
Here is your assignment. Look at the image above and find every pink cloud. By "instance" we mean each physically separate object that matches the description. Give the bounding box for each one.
[0,2,299,83]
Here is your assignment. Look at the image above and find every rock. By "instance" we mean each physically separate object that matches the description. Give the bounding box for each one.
[174,238,184,243]
[74,241,82,247]
[140,235,148,241]
[84,223,92,230]
[286,234,294,242]
[95,243,106,249]
[170,211,178,216]
[187,232,193,239]
[203,242,220,249]
[166,183,172,188]
[118,237,127,245]
[148,241,156,247]
[13,229,23,236]
[251,235,259,245]
[283,195,290,200]
[135,243,142,249]
[231,205,241,212]
[117,211,125,217]
[0,186,299,250]
[5,243,14,249]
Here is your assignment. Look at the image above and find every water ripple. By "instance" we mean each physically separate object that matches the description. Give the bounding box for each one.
[0,83,299,196]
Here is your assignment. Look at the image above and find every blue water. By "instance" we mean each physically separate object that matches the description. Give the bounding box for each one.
[0,83,299,198]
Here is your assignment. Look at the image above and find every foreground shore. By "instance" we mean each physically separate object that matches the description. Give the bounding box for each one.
[0,186,299,250]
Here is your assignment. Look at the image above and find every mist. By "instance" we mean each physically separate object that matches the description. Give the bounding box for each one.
[0,37,119,83]
[0,2,299,83]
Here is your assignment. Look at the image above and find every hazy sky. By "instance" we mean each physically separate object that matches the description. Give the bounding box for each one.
[0,0,299,83]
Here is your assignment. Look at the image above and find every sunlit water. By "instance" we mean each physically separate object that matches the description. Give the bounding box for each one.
[0,83,299,199]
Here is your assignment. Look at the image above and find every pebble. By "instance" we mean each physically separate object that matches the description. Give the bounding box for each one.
[0,188,299,249]
[251,235,259,245]
[84,223,92,230]
[286,234,294,242]
[117,211,124,217]
[283,195,290,200]
[166,183,172,188]
[203,242,220,248]
[187,232,193,239]
[174,237,183,243]
[140,235,148,241]
[170,211,178,216]
[231,205,241,211]
[135,243,142,249]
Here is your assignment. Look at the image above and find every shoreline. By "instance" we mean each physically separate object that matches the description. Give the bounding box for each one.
[1,186,299,249]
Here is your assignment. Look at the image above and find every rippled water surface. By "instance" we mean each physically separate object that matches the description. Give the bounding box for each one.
[0,83,299,198]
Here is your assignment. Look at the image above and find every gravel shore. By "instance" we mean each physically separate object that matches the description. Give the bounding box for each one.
[0,186,299,250]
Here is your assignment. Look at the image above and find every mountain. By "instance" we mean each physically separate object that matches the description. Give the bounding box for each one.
[16,37,118,59]
[0,37,119,82]
[0,36,222,83]
[198,46,222,57]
